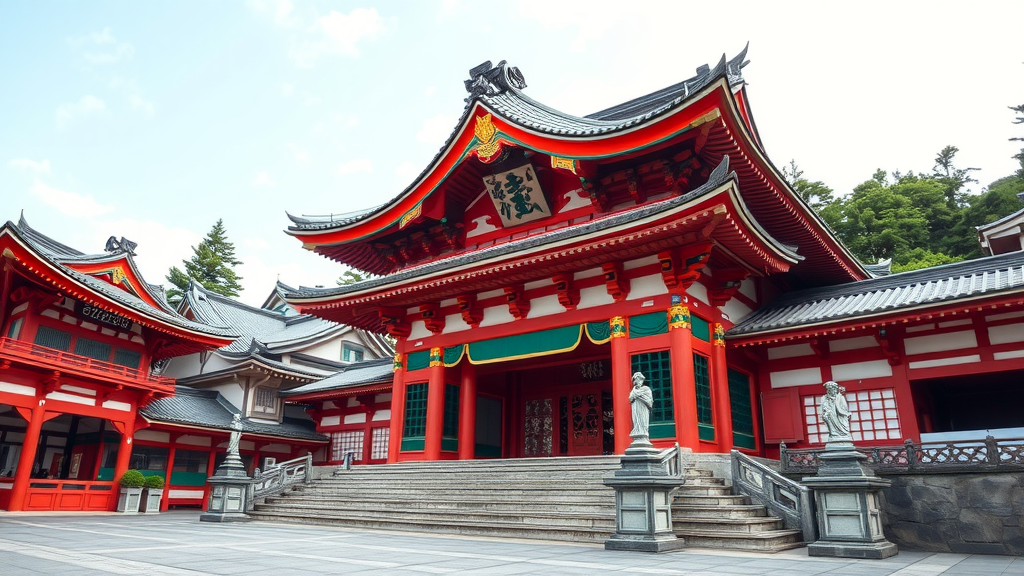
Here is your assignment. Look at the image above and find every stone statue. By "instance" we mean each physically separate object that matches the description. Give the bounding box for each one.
[820,381,852,445]
[629,371,653,442]
[228,413,243,456]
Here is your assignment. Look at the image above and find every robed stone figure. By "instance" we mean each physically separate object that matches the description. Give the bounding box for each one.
[821,381,852,445]
[629,371,653,442]
[228,413,243,456]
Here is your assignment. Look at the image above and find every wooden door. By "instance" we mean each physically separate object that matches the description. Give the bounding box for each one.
[568,392,602,456]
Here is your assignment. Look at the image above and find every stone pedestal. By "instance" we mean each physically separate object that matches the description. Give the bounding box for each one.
[200,453,254,523]
[603,443,686,553]
[803,448,897,559]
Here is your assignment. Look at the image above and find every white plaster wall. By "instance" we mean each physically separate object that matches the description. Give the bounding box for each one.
[344,413,367,424]
[623,255,659,270]
[738,278,756,302]
[209,382,244,410]
[527,295,563,319]
[372,409,391,421]
[321,415,341,427]
[829,336,877,353]
[443,313,471,334]
[686,282,709,305]
[904,331,978,356]
[479,305,515,328]
[989,323,1024,345]
[134,430,171,443]
[573,267,603,280]
[769,367,822,388]
[626,274,668,300]
[407,320,430,340]
[303,338,342,361]
[577,285,614,310]
[830,360,893,382]
[721,298,753,324]
[767,343,814,360]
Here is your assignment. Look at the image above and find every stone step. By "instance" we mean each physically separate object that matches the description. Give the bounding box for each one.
[672,504,767,519]
[673,516,785,534]
[674,528,804,553]
[250,504,610,528]
[292,486,614,498]
[672,485,733,496]
[315,477,616,486]
[675,494,752,506]
[262,496,616,514]
[249,509,612,543]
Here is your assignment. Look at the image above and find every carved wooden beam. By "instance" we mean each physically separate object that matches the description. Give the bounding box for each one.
[41,371,61,395]
[625,169,646,204]
[659,243,712,292]
[457,294,482,328]
[875,329,902,366]
[581,177,610,212]
[809,338,829,360]
[375,244,404,269]
[379,307,411,338]
[504,285,530,320]
[419,302,445,335]
[602,262,629,302]
[708,269,750,307]
[553,274,579,311]
[96,385,123,406]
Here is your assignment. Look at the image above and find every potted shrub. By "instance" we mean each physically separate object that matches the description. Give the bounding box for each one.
[116,469,146,514]
[140,475,165,514]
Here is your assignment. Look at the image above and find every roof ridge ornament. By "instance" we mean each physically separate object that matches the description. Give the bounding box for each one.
[105,235,138,255]
[464,60,526,101]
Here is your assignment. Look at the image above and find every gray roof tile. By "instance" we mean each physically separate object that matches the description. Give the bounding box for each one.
[281,358,392,397]
[729,250,1024,337]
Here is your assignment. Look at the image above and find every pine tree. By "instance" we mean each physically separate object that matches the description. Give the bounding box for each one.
[165,219,243,304]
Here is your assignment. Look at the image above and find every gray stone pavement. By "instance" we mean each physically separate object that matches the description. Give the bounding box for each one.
[0,511,1021,576]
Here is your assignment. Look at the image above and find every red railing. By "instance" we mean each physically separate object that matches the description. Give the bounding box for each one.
[23,480,116,512]
[0,337,174,389]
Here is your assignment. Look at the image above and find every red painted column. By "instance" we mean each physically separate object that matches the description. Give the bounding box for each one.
[161,445,176,512]
[423,347,446,461]
[669,302,699,450]
[112,419,135,486]
[610,316,632,454]
[710,323,734,452]
[8,400,47,511]
[458,361,477,460]
[388,351,406,463]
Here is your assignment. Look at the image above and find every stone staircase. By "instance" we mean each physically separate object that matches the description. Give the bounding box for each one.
[248,456,804,551]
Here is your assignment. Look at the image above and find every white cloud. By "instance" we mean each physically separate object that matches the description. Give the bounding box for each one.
[395,161,418,183]
[288,143,309,163]
[337,158,373,175]
[332,114,359,128]
[247,0,297,27]
[111,78,155,117]
[417,114,457,144]
[424,85,437,97]
[254,172,276,186]
[69,27,135,65]
[281,82,294,96]
[303,93,322,107]
[30,180,114,218]
[55,95,106,128]
[285,8,384,67]
[9,158,50,172]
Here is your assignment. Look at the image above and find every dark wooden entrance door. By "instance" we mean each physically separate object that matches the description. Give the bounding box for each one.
[568,392,602,456]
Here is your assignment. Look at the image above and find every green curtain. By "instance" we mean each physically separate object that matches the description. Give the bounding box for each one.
[585,321,611,344]
[628,311,668,338]
[406,350,430,372]
[467,325,583,364]
[443,345,465,367]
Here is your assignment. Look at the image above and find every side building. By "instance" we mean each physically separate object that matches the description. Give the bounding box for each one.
[0,216,236,512]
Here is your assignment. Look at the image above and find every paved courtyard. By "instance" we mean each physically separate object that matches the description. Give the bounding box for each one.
[0,512,1021,576]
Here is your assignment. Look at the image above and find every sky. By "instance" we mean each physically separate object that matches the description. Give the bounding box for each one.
[2,1,1023,306]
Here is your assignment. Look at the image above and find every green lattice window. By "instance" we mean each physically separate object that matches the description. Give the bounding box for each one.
[728,368,756,449]
[403,383,428,439]
[631,351,674,438]
[442,384,460,439]
[34,325,72,351]
[693,354,714,441]
[113,348,141,369]
[75,337,112,361]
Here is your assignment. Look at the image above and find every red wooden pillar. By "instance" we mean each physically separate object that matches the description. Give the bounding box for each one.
[458,361,477,460]
[710,323,734,452]
[610,316,631,454]
[111,419,135,486]
[424,347,445,460]
[161,444,177,512]
[388,352,406,463]
[669,302,700,450]
[8,400,47,511]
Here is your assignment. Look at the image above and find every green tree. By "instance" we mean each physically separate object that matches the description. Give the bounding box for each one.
[337,269,368,286]
[165,219,243,304]
[1011,101,1024,178]
[782,160,835,212]
[931,145,978,208]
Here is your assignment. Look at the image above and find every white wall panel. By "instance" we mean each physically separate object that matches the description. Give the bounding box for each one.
[904,331,977,355]
[769,367,822,388]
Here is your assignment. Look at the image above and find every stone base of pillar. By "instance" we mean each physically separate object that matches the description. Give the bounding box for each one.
[808,540,898,559]
[200,454,254,523]
[603,441,685,553]
[802,448,898,559]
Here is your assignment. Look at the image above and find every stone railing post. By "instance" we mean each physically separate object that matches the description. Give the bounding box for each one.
[985,436,999,465]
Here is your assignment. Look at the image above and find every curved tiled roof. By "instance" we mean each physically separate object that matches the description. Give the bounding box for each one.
[729,250,1024,337]
[281,358,393,398]
[284,155,797,302]
[142,386,327,442]
[286,49,749,233]
[6,218,236,339]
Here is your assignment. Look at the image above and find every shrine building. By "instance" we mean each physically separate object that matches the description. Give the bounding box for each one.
[0,216,236,511]
[281,50,1024,464]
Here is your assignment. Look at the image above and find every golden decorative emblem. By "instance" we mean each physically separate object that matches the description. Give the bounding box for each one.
[428,347,443,367]
[713,323,726,347]
[474,114,502,161]
[668,305,691,330]
[550,156,579,175]
[399,203,422,229]
[111,267,127,285]
[610,316,627,338]
[393,353,403,372]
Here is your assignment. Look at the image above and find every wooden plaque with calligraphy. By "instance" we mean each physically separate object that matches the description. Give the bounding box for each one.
[482,163,550,228]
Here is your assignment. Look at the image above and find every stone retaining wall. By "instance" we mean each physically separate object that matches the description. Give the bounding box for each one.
[880,471,1024,556]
